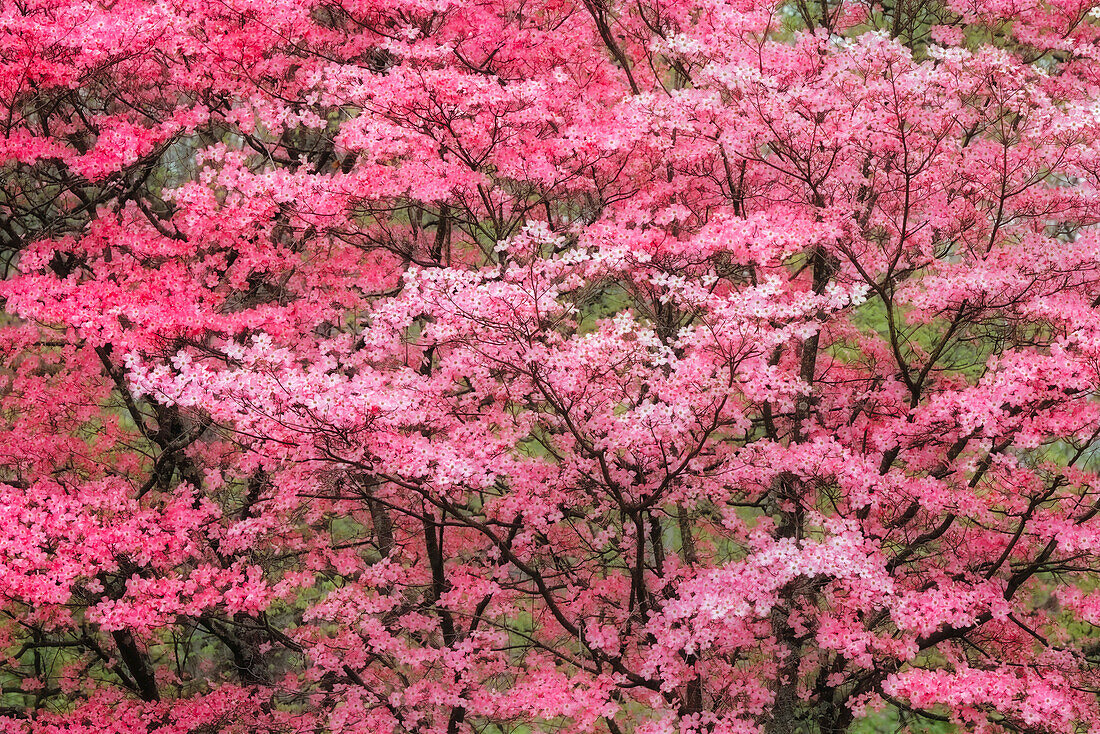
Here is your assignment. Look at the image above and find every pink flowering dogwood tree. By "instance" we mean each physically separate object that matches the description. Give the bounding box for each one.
[4,0,1100,732]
